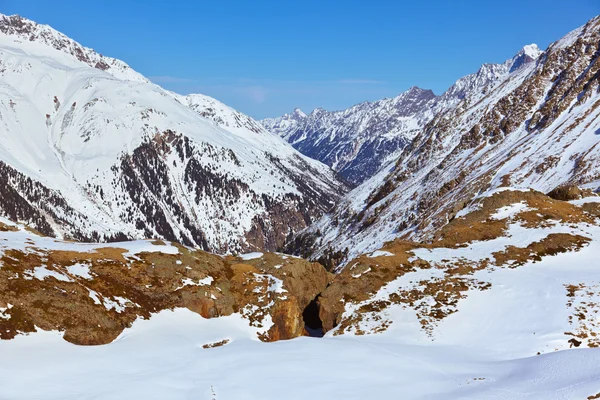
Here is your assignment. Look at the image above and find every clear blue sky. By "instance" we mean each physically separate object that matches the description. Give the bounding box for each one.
[2,0,599,119]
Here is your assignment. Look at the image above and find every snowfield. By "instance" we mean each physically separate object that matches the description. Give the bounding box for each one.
[1,309,598,399]
[1,219,600,399]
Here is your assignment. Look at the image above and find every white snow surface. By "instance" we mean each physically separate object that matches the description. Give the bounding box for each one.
[66,263,93,279]
[368,250,395,258]
[26,265,72,282]
[2,206,600,398]
[239,252,263,260]
[489,201,532,220]
[0,216,179,257]
[1,282,599,400]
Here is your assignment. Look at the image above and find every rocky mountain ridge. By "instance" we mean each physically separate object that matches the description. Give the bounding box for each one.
[261,44,543,185]
[288,16,600,265]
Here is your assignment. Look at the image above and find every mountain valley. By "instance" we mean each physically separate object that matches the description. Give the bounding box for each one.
[0,11,599,400]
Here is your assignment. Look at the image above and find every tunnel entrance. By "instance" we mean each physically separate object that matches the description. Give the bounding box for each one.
[302,298,324,337]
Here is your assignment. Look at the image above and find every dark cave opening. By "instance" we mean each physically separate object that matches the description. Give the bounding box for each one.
[302,298,324,337]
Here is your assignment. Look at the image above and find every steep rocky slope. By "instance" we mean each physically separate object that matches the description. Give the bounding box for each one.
[289,16,600,264]
[0,14,349,253]
[262,45,542,185]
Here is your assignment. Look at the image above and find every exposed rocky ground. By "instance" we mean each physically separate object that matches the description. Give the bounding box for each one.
[2,187,599,352]
[0,216,332,344]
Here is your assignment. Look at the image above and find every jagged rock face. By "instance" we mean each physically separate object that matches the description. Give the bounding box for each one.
[294,17,600,264]
[0,14,349,253]
[0,218,332,344]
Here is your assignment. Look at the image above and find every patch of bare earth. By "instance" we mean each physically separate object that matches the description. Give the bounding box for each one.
[565,283,600,348]
[202,339,230,349]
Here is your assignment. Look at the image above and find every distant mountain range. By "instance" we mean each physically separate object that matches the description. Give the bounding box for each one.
[262,44,543,185]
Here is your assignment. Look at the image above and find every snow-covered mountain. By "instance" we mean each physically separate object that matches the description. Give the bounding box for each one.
[261,87,436,185]
[287,16,600,266]
[0,14,349,253]
[261,44,543,185]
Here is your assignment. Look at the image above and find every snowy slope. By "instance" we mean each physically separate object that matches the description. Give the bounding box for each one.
[292,16,600,263]
[1,192,600,399]
[0,214,333,344]
[261,45,542,185]
[1,309,599,400]
[0,14,348,253]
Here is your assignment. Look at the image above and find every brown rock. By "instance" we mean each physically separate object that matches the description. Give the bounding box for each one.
[547,185,585,201]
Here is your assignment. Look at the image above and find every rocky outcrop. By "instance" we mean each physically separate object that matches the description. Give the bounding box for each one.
[547,185,595,201]
[0,219,331,345]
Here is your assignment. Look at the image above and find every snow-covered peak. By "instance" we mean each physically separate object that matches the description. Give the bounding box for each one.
[404,86,435,97]
[309,107,327,117]
[262,39,548,186]
[438,43,541,105]
[293,108,307,119]
[261,85,438,184]
[522,43,542,58]
[0,14,147,82]
[390,86,437,114]
[260,107,311,142]
[509,43,543,72]
[178,92,270,136]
